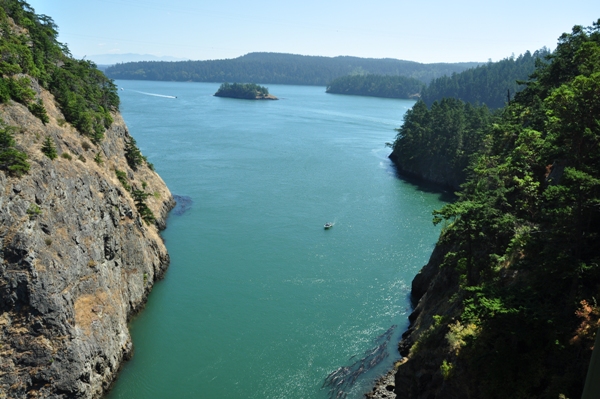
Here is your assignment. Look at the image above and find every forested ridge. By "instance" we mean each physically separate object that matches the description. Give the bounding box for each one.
[391,20,600,398]
[325,74,424,99]
[421,48,551,108]
[104,52,480,86]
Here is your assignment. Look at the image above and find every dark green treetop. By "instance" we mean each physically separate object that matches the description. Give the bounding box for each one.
[214,82,272,99]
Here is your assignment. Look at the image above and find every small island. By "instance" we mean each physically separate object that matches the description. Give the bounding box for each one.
[214,82,278,100]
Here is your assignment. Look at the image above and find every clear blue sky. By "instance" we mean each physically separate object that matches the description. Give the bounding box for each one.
[27,0,599,63]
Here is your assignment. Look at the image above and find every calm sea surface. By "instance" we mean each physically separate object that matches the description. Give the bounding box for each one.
[105,81,447,399]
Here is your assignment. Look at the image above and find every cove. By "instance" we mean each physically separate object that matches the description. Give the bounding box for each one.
[105,81,448,399]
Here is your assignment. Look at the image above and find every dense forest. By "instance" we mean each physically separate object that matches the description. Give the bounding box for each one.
[391,20,600,398]
[214,82,275,99]
[389,98,492,189]
[421,49,550,108]
[325,74,424,99]
[104,52,480,86]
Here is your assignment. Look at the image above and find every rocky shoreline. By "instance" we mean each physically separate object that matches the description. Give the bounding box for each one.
[366,234,458,398]
[366,368,397,399]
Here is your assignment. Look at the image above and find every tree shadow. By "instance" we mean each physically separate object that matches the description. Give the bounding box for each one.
[391,166,458,203]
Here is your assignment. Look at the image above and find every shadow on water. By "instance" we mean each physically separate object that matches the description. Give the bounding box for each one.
[322,325,396,399]
[171,195,193,216]
[389,164,457,203]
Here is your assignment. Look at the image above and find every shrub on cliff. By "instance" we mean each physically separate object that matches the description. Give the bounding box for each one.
[0,124,29,176]
[41,135,57,159]
[132,189,155,224]
[124,137,146,170]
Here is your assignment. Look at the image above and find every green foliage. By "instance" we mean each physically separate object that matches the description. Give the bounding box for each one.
[115,169,130,191]
[93,152,103,165]
[49,59,118,142]
[105,52,481,85]
[421,49,550,109]
[404,19,600,399]
[26,203,41,219]
[116,169,156,224]
[40,135,56,159]
[132,189,155,224]
[326,74,424,99]
[0,123,29,176]
[389,98,493,189]
[214,82,271,99]
[440,360,453,380]
[60,152,71,160]
[28,98,49,124]
[0,0,119,142]
[124,137,145,170]
[6,76,35,103]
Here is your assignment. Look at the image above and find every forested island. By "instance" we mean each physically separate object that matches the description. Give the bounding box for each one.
[105,52,480,85]
[214,82,277,100]
[325,74,424,99]
[388,20,600,399]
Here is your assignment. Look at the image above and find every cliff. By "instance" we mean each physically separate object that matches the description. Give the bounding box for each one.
[0,85,174,397]
[392,242,462,398]
[388,152,462,192]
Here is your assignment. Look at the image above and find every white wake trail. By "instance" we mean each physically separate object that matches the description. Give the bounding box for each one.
[128,89,177,99]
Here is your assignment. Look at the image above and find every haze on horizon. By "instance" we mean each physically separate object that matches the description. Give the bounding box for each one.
[27,0,599,65]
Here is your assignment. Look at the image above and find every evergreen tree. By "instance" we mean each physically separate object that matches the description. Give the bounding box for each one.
[40,135,57,160]
[124,137,145,170]
[0,125,29,176]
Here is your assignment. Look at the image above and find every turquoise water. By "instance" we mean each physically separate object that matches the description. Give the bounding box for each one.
[106,82,447,399]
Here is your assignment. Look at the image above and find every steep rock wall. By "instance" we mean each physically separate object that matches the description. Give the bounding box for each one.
[392,242,462,399]
[0,87,174,398]
[388,152,462,192]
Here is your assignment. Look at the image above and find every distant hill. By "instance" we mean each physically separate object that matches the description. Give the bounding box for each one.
[87,53,187,65]
[105,52,480,86]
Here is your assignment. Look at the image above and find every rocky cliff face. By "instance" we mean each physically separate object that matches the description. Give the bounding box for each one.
[392,242,462,399]
[388,152,462,192]
[0,87,174,398]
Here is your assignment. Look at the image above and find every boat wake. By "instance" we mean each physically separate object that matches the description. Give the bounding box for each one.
[128,89,177,99]
[322,325,396,399]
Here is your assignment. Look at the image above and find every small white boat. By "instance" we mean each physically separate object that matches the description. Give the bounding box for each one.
[324,222,333,229]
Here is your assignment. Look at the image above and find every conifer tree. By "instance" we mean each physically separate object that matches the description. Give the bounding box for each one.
[41,135,57,160]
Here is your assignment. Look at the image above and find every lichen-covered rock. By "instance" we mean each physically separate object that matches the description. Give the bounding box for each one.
[0,88,174,398]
